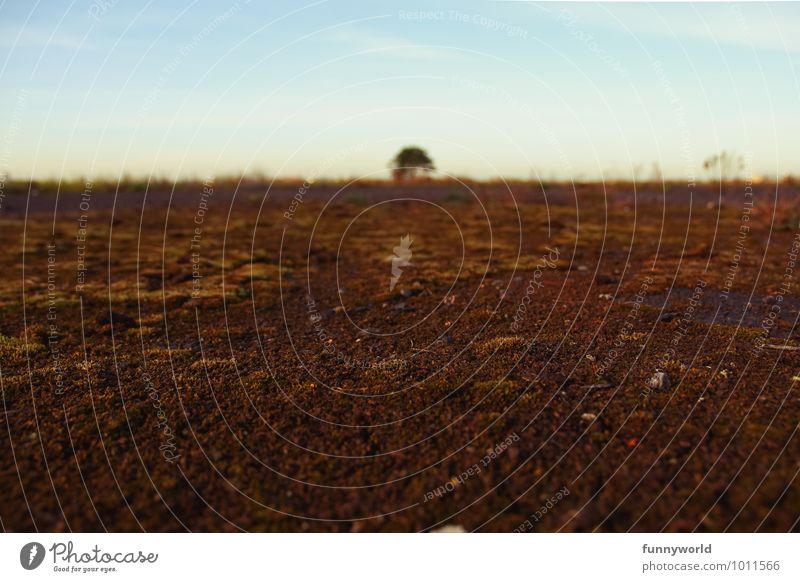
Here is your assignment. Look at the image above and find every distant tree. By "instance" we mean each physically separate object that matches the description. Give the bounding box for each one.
[703,151,744,182]
[391,146,435,181]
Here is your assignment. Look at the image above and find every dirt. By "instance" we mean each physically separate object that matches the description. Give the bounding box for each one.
[1,179,799,532]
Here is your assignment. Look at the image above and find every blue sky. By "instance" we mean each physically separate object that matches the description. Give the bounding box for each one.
[0,0,798,181]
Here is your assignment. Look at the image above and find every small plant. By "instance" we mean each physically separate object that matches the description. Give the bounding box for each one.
[703,151,744,182]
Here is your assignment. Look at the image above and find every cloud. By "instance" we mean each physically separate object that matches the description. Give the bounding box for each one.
[587,3,800,53]
[0,25,88,50]
[322,24,459,61]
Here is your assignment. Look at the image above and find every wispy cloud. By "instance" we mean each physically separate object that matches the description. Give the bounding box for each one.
[323,25,459,61]
[575,3,800,53]
[0,25,88,50]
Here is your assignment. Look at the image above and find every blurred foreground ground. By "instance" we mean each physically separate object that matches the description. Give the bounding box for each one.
[1,180,799,532]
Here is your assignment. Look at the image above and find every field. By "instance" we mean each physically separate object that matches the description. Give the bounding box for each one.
[1,179,799,532]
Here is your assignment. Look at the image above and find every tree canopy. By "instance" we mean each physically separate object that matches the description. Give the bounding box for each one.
[391,146,435,181]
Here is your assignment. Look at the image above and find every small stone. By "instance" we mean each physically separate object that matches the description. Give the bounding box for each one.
[435,333,453,345]
[581,412,597,422]
[659,312,678,322]
[647,372,671,390]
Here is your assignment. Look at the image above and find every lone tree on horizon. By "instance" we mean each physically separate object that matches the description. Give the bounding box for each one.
[391,146,435,181]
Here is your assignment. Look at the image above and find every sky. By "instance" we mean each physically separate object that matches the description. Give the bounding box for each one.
[0,0,798,181]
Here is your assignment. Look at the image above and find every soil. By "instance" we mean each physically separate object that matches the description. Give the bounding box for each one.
[1,180,799,532]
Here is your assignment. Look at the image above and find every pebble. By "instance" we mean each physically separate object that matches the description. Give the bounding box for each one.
[434,334,453,345]
[400,288,421,298]
[97,311,136,328]
[581,412,597,422]
[647,372,671,390]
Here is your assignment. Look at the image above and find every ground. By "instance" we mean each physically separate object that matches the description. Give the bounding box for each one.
[1,179,799,532]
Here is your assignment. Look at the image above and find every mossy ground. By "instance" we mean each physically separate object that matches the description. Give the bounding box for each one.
[0,181,798,531]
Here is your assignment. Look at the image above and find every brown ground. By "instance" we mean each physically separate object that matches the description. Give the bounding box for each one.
[1,179,799,532]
